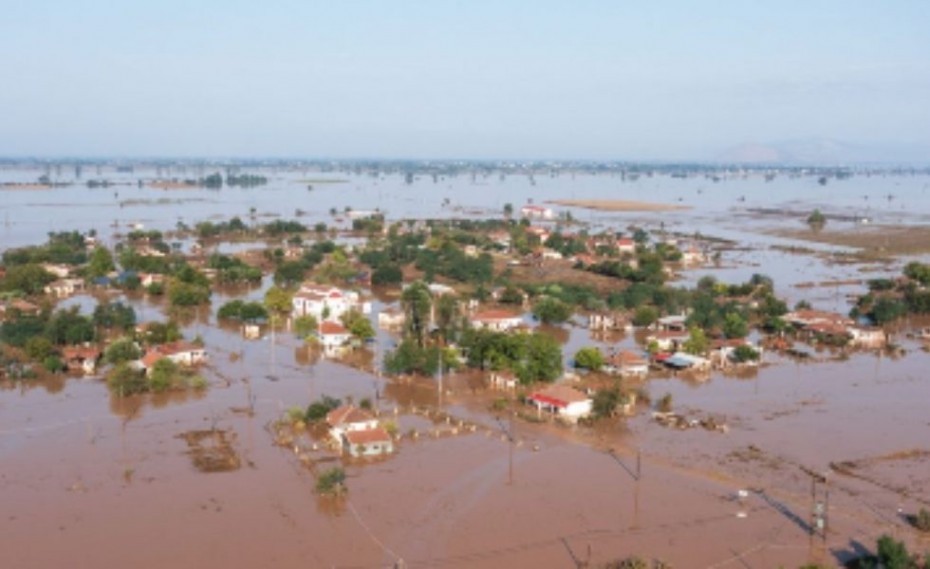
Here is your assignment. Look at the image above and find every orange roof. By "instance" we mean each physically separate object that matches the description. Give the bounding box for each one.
[608,350,647,367]
[319,321,349,335]
[62,346,101,360]
[326,405,376,427]
[345,427,392,446]
[529,384,590,408]
[141,351,166,368]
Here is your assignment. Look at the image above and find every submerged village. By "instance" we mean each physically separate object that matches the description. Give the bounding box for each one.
[2,161,930,568]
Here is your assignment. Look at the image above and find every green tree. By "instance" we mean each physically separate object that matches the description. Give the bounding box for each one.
[592,386,621,418]
[503,203,513,218]
[682,326,708,355]
[149,357,179,392]
[264,286,293,319]
[341,310,375,341]
[87,246,115,279]
[104,337,141,365]
[1,264,56,295]
[722,311,748,339]
[532,296,572,324]
[293,314,319,338]
[401,281,432,347]
[731,345,760,363]
[632,306,658,327]
[25,337,56,362]
[305,395,341,421]
[574,347,604,371]
[107,362,148,396]
[371,264,403,286]
[46,307,95,346]
[875,534,911,569]
[517,332,563,383]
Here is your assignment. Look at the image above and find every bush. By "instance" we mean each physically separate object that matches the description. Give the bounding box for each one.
[305,395,341,422]
[107,363,148,396]
[574,347,604,371]
[316,466,347,495]
[914,508,930,533]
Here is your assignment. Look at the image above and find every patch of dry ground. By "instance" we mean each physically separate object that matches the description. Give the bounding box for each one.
[773,224,930,256]
[548,199,691,212]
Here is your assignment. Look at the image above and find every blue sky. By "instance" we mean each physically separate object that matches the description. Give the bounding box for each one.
[1,1,928,160]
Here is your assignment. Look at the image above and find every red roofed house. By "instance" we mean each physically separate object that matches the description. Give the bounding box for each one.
[140,341,206,374]
[616,238,636,254]
[291,282,368,322]
[326,405,394,457]
[604,350,649,377]
[527,384,593,423]
[520,204,555,220]
[470,309,523,332]
[61,346,102,375]
[318,321,351,351]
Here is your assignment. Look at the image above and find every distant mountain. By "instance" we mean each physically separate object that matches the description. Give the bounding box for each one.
[717,138,930,165]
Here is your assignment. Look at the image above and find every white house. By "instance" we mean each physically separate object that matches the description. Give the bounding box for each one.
[318,321,351,351]
[527,385,593,423]
[588,311,630,332]
[488,370,518,390]
[377,306,406,330]
[848,326,886,349]
[41,263,72,278]
[470,309,524,332]
[616,238,636,254]
[520,204,555,220]
[326,405,394,457]
[44,278,85,298]
[646,330,691,352]
[140,341,207,374]
[291,283,369,322]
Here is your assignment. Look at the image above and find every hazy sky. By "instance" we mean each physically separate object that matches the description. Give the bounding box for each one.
[2,1,928,160]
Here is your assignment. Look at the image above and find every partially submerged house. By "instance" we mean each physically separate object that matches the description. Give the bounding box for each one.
[44,278,85,298]
[291,283,369,322]
[318,321,351,352]
[377,306,406,330]
[588,311,630,332]
[520,204,555,220]
[488,370,518,390]
[470,309,523,332]
[140,342,207,374]
[527,384,593,423]
[61,346,102,375]
[326,405,394,457]
[646,330,690,352]
[604,350,650,377]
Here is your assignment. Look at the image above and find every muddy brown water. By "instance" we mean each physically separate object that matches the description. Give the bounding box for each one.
[3,169,930,567]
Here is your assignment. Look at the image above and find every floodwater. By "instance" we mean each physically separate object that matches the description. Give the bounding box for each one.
[2,166,930,568]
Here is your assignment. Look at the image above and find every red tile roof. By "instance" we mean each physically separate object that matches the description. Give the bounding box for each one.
[344,427,392,446]
[319,321,349,335]
[326,405,376,427]
[529,385,590,408]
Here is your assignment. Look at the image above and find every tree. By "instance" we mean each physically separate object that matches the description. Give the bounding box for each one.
[293,315,318,339]
[871,297,906,325]
[107,362,148,396]
[371,264,402,286]
[731,345,760,363]
[93,302,136,331]
[722,312,748,339]
[87,246,115,279]
[401,281,432,347]
[264,286,293,317]
[104,337,141,365]
[305,395,341,421]
[25,337,56,362]
[532,296,572,324]
[682,326,708,355]
[341,310,375,341]
[592,386,622,418]
[46,307,95,345]
[435,294,461,343]
[807,209,826,227]
[384,339,440,376]
[632,306,658,327]
[316,466,347,496]
[574,347,604,371]
[1,264,56,295]
[517,332,563,383]
[503,203,513,218]
[875,534,911,569]
[149,357,179,392]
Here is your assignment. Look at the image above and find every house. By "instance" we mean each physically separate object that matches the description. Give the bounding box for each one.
[41,263,72,278]
[527,385,593,423]
[656,314,687,332]
[488,370,518,390]
[616,238,636,254]
[709,338,762,368]
[588,311,630,332]
[326,405,394,457]
[140,342,207,374]
[520,204,555,220]
[681,245,705,265]
[377,306,406,330]
[136,245,166,257]
[344,428,394,458]
[783,310,851,330]
[0,299,41,319]
[326,405,379,440]
[662,352,711,371]
[61,346,102,375]
[646,330,690,352]
[525,226,551,243]
[604,350,649,377]
[540,248,563,260]
[44,278,85,298]
[291,283,369,322]
[138,273,166,287]
[318,321,351,351]
[470,309,523,332]
[848,326,886,349]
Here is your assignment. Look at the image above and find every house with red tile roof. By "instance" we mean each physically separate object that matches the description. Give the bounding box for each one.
[527,384,592,423]
[326,405,393,457]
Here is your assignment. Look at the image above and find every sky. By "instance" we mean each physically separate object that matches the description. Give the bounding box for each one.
[1,0,929,161]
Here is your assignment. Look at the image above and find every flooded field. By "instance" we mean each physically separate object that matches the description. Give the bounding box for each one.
[2,165,930,568]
